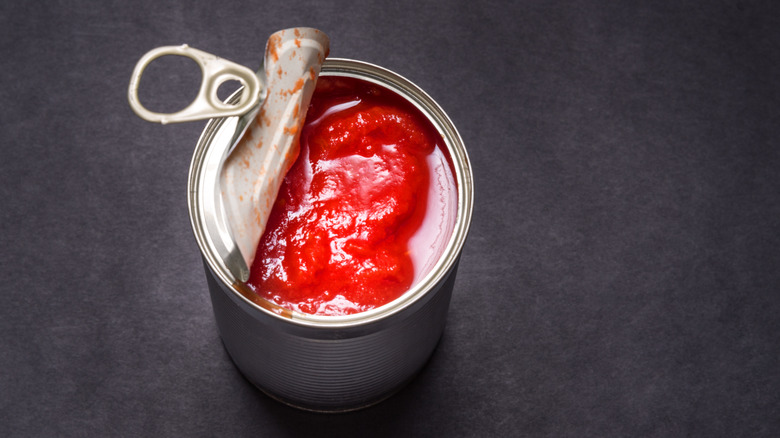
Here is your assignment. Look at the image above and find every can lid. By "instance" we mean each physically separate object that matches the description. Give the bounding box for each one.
[219,28,330,281]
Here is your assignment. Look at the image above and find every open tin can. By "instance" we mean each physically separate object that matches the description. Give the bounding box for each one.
[188,58,473,412]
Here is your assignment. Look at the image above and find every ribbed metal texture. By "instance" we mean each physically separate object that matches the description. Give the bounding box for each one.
[206,260,458,411]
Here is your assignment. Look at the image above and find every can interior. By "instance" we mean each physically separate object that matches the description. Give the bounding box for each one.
[188,58,473,328]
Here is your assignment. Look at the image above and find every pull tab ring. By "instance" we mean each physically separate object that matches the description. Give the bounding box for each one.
[128,45,263,124]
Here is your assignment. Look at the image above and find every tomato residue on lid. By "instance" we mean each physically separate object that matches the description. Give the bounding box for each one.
[246,76,456,316]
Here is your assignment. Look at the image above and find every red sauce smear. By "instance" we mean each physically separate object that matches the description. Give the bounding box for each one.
[247,76,452,316]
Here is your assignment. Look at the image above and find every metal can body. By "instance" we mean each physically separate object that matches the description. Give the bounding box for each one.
[188,59,473,412]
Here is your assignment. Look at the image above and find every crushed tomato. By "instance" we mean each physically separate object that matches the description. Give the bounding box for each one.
[246,76,447,316]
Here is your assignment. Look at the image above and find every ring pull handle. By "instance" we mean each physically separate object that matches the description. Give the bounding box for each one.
[127,45,263,124]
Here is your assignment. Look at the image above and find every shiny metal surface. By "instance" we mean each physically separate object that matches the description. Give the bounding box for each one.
[128,44,263,124]
[188,58,473,411]
[219,28,329,281]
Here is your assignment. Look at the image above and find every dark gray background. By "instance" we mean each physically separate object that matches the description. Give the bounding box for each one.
[2,1,779,436]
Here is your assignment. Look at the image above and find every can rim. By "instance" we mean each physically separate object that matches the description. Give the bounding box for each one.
[188,58,473,328]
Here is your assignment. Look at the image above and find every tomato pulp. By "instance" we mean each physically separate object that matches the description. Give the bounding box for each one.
[246,76,457,316]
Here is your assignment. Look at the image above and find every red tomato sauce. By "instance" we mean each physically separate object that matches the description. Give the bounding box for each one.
[246,76,456,316]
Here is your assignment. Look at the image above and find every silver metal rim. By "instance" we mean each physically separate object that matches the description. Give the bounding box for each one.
[188,58,473,329]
